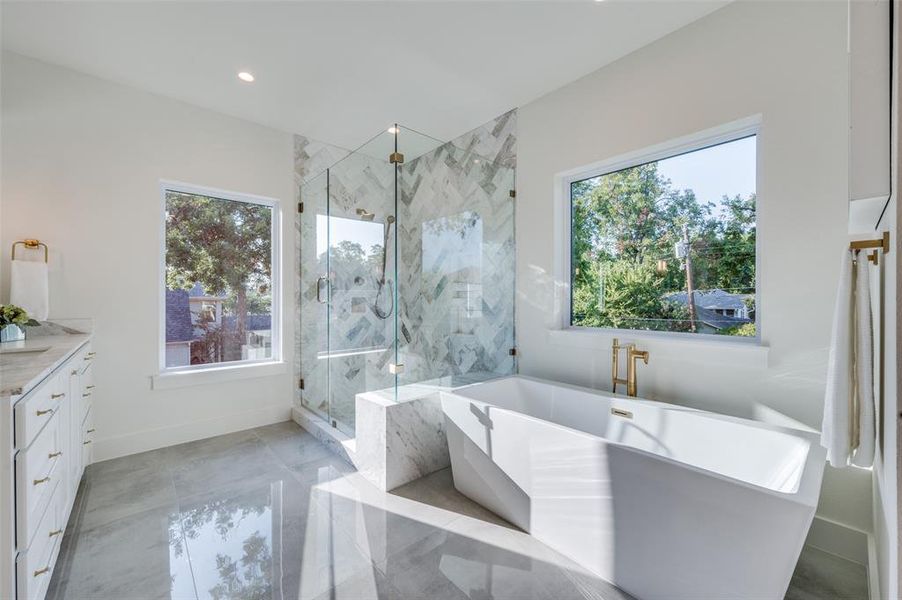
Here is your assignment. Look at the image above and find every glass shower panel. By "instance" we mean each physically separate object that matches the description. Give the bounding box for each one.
[396,131,517,390]
[298,170,330,421]
[300,121,506,436]
[325,132,397,434]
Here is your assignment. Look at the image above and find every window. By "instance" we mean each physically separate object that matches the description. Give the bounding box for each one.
[161,183,280,370]
[568,133,757,338]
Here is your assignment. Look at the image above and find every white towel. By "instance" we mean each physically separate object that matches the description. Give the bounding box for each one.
[10,259,49,321]
[851,255,875,467]
[822,249,853,467]
[821,249,876,468]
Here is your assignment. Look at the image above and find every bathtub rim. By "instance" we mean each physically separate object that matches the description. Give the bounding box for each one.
[441,374,826,507]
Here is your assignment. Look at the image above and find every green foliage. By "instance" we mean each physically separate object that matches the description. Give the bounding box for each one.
[166,192,272,333]
[571,161,756,335]
[0,304,40,328]
[717,322,757,337]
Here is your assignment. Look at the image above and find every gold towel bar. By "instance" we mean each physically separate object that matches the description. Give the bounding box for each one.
[850,231,890,265]
[11,239,48,262]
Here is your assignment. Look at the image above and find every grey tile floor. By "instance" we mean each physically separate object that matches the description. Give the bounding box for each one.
[46,421,869,600]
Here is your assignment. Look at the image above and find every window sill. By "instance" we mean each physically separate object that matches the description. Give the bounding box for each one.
[546,328,769,369]
[152,360,288,391]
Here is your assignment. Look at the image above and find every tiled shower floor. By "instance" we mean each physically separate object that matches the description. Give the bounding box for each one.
[46,422,868,599]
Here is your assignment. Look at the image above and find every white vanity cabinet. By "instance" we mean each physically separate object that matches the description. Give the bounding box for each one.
[1,336,95,600]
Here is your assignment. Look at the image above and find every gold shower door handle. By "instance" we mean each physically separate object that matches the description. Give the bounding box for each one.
[316,275,330,304]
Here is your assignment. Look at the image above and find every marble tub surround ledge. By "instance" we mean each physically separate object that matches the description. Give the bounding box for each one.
[293,384,452,491]
[354,390,450,491]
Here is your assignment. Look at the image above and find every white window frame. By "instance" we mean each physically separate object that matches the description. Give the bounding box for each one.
[157,180,283,378]
[555,116,762,345]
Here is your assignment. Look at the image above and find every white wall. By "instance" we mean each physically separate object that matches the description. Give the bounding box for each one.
[0,52,296,460]
[871,8,901,596]
[516,1,873,534]
[872,190,897,599]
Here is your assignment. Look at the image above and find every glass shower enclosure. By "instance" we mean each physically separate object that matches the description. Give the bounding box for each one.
[299,121,516,436]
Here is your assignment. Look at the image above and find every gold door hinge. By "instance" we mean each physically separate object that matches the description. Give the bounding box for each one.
[509,190,516,199]
[389,152,404,165]
[298,378,305,390]
[509,348,518,356]
[298,202,304,214]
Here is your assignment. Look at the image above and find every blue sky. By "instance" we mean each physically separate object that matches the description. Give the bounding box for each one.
[657,135,756,211]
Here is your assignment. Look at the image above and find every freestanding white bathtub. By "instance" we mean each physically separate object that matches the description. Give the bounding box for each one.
[441,376,826,600]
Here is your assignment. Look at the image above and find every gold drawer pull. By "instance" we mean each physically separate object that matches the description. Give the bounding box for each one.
[33,567,50,577]
[83,356,93,361]
[86,352,96,356]
[83,440,92,445]
[51,393,65,399]
[48,529,63,538]
[48,451,63,459]
[71,370,78,376]
[82,393,92,398]
[86,385,95,390]
[36,408,54,417]
[86,428,95,434]
[33,476,50,486]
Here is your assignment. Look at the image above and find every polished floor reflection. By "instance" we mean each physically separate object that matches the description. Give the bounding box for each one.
[46,422,866,600]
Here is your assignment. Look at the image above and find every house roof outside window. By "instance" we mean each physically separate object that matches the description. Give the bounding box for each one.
[665,289,749,312]
[165,289,194,342]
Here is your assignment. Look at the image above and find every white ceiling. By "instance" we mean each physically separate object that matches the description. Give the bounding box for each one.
[1,1,727,150]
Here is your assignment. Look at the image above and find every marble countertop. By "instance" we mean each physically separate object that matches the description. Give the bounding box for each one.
[0,332,91,400]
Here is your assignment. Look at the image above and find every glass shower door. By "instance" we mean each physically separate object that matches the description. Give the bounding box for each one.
[298,170,330,422]
[325,134,398,434]
[299,125,449,435]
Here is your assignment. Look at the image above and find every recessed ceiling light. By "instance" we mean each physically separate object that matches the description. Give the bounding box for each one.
[387,126,399,134]
[237,71,255,83]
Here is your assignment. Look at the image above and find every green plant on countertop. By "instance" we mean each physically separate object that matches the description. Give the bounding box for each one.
[0,304,40,330]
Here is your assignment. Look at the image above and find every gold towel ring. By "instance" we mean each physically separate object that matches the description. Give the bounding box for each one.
[11,239,48,263]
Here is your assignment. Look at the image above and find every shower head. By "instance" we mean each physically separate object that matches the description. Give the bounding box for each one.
[356,208,375,221]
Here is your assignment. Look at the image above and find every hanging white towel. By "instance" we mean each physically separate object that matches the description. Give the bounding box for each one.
[10,259,49,321]
[851,255,875,468]
[821,249,876,468]
[822,249,853,467]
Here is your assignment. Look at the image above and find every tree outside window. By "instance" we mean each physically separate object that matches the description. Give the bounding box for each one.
[570,135,756,337]
[164,188,276,368]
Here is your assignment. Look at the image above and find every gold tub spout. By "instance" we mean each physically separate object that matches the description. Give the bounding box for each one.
[626,346,649,397]
[612,338,649,397]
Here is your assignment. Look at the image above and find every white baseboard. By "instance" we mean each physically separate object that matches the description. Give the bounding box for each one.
[805,515,879,599]
[806,515,871,565]
[93,404,292,461]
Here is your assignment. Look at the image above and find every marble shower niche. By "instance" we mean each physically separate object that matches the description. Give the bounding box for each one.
[294,111,517,489]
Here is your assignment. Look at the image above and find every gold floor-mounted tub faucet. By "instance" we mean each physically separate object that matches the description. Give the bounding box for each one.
[612,338,649,397]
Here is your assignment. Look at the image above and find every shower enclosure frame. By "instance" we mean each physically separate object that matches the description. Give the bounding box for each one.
[298,114,518,436]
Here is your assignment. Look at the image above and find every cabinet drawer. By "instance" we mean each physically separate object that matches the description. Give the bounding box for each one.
[14,373,66,451]
[16,483,65,600]
[80,363,94,425]
[15,410,64,550]
[82,408,95,469]
[76,344,95,375]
